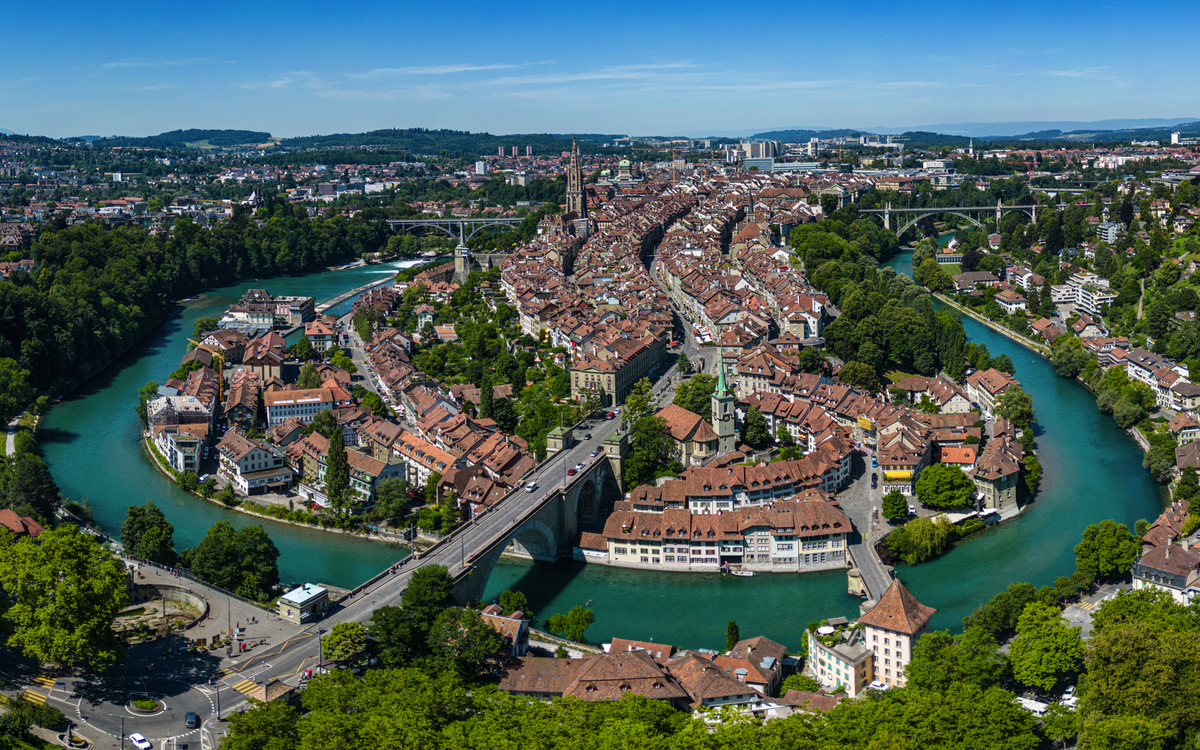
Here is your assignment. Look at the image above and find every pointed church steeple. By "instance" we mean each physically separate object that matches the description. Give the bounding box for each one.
[712,357,735,456]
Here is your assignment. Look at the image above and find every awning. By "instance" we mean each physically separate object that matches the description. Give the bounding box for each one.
[884,470,913,481]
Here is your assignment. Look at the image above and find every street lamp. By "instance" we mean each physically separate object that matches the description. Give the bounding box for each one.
[317,627,325,669]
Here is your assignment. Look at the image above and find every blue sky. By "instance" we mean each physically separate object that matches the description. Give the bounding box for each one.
[4,0,1198,138]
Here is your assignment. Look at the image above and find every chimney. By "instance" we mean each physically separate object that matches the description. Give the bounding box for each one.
[1186,539,1192,553]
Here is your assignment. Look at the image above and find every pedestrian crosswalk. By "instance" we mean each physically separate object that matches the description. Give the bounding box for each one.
[1077,600,1097,610]
[230,678,259,695]
[23,675,56,704]
[217,666,238,677]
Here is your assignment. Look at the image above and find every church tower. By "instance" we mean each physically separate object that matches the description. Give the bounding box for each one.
[712,358,736,456]
[566,134,587,218]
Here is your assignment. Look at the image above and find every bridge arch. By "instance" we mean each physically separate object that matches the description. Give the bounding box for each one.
[465,221,523,241]
[896,211,986,239]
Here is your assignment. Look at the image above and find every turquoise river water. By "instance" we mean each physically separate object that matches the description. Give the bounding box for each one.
[38,252,1166,651]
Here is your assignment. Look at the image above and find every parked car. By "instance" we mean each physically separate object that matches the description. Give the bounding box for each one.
[567,468,577,476]
[590,449,601,457]
[908,504,916,514]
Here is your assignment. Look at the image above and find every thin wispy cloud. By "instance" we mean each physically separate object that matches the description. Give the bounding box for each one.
[356,63,520,77]
[1045,66,1111,78]
[102,58,213,69]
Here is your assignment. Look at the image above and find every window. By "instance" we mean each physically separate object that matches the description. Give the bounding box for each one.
[872,635,878,642]
[884,638,890,645]
[614,547,627,555]
[665,555,675,562]
[652,557,660,564]
[640,556,649,563]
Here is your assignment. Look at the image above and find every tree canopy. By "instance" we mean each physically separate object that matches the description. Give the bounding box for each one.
[0,525,127,669]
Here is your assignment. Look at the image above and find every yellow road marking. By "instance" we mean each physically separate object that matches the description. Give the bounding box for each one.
[33,676,56,687]
[230,679,257,695]
[23,691,47,705]
[225,631,313,673]
[277,657,317,679]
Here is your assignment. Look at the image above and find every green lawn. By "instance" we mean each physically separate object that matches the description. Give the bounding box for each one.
[883,369,920,384]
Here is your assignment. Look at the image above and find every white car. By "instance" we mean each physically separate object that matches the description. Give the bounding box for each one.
[525,482,537,493]
[575,463,584,471]
[129,734,152,750]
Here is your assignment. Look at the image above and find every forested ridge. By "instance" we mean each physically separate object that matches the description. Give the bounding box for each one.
[0,206,387,403]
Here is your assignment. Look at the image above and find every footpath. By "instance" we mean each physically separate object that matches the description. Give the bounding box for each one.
[934,293,1051,360]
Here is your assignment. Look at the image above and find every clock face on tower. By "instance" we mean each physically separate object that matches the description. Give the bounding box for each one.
[722,414,731,422]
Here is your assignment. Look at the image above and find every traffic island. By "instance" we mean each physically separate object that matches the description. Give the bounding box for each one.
[128,697,163,715]
[58,727,93,749]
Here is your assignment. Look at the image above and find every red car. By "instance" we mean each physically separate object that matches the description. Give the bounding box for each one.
[567,468,577,476]
[606,412,615,420]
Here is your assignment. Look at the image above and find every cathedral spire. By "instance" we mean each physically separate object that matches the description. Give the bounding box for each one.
[716,355,729,397]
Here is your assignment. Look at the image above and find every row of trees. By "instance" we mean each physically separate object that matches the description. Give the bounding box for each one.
[121,501,282,602]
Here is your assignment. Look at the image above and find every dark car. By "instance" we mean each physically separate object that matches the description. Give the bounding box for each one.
[185,712,200,728]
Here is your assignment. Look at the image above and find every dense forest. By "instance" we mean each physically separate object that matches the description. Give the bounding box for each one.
[87,129,272,148]
[279,128,624,157]
[0,204,388,402]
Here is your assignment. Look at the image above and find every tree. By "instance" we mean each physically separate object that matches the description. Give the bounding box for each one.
[622,377,654,427]
[914,463,975,509]
[180,521,280,601]
[914,258,952,292]
[623,416,678,489]
[294,335,317,361]
[547,606,594,643]
[6,453,61,524]
[725,620,740,651]
[322,622,367,666]
[740,406,772,449]
[479,375,495,420]
[222,698,299,750]
[296,362,322,389]
[1074,520,1139,582]
[906,627,1010,692]
[776,424,795,447]
[881,490,909,522]
[886,516,953,564]
[838,361,881,393]
[424,471,443,504]
[330,349,358,374]
[0,358,34,427]
[192,315,220,341]
[1051,337,1089,378]
[120,501,177,566]
[0,525,127,669]
[1083,715,1170,750]
[325,436,350,516]
[672,373,716,416]
[780,673,821,693]
[498,589,532,619]
[1009,601,1084,691]
[995,385,1035,429]
[301,408,339,440]
[134,380,159,429]
[675,351,692,374]
[374,477,410,523]
[429,607,506,680]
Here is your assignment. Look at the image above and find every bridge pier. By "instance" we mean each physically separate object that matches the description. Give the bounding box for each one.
[448,459,618,606]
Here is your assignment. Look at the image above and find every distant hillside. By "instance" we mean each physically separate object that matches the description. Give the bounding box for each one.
[91,129,271,148]
[0,128,13,135]
[751,128,862,142]
[280,128,625,156]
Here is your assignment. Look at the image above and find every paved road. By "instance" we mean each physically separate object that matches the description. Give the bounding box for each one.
[5,411,24,456]
[834,453,894,600]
